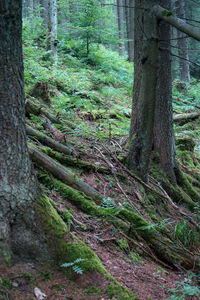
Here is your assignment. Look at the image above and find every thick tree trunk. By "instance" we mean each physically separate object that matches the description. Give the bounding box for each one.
[128,0,159,180]
[0,0,47,261]
[175,0,190,83]
[154,0,177,183]
[117,0,125,56]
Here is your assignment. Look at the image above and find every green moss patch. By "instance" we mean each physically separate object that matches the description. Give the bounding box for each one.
[107,284,138,300]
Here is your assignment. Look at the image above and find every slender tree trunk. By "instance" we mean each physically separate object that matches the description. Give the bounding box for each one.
[128,0,159,180]
[129,0,143,138]
[175,0,190,82]
[50,0,58,64]
[125,0,134,61]
[40,0,49,29]
[154,0,177,183]
[117,0,125,56]
[28,0,34,14]
[0,0,47,261]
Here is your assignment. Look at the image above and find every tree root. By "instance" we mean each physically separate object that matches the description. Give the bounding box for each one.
[38,172,200,271]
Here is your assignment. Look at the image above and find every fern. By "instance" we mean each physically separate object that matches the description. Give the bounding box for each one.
[61,258,85,275]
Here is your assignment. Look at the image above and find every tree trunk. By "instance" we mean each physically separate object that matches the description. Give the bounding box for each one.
[28,0,34,14]
[117,0,125,56]
[175,0,190,83]
[154,0,177,183]
[0,0,47,261]
[129,2,200,181]
[50,0,58,63]
[40,0,49,29]
[125,0,134,61]
[128,0,159,180]
[129,0,143,138]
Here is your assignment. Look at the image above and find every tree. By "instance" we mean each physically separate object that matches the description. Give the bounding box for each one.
[128,1,200,181]
[116,0,125,55]
[175,0,190,82]
[154,0,177,182]
[125,0,134,61]
[50,0,58,63]
[0,0,47,261]
[128,0,159,181]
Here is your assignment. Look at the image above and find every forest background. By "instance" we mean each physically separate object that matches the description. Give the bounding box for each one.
[1,0,200,299]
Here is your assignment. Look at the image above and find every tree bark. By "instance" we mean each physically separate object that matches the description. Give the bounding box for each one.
[40,0,49,29]
[129,0,143,138]
[117,0,125,56]
[154,0,177,183]
[128,0,159,180]
[0,0,47,261]
[175,0,190,83]
[50,0,58,63]
[125,0,134,61]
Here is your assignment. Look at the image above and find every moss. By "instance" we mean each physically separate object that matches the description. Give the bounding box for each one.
[130,251,143,264]
[118,209,157,240]
[161,9,173,16]
[60,239,106,275]
[60,209,73,231]
[162,181,198,211]
[177,150,195,168]
[107,284,138,300]
[36,194,67,239]
[175,169,200,204]
[118,238,130,251]
[40,173,103,215]
[84,286,104,294]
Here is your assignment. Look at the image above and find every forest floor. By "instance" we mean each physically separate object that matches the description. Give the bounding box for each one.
[1,104,200,299]
[1,46,200,300]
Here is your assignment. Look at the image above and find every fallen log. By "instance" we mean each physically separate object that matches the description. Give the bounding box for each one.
[26,126,76,156]
[25,99,75,129]
[28,145,102,202]
[26,99,62,124]
[173,96,200,110]
[173,112,200,123]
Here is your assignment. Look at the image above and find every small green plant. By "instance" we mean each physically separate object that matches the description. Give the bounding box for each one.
[137,218,174,231]
[118,238,130,251]
[61,258,86,275]
[130,251,143,264]
[166,279,200,299]
[101,197,116,209]
[174,220,199,247]
[84,286,103,294]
